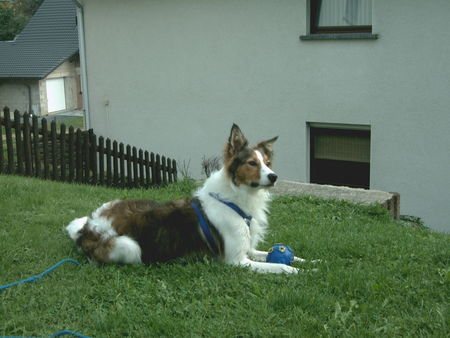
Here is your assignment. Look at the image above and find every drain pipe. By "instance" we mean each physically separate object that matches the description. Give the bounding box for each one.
[73,0,90,130]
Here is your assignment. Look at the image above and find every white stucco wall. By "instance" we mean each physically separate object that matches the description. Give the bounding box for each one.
[81,0,450,232]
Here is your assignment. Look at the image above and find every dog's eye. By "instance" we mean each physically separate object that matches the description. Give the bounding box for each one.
[248,160,258,167]
[266,161,271,167]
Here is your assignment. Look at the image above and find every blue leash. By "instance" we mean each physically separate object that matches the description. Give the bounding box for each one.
[1,259,89,337]
[52,330,90,337]
[0,258,80,291]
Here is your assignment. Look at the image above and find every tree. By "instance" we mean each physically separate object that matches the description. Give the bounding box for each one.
[0,0,44,41]
[15,0,44,17]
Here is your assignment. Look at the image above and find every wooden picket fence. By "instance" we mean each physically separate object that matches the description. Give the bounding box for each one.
[0,107,177,188]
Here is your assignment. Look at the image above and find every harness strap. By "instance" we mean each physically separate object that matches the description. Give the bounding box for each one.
[209,192,252,227]
[191,200,219,254]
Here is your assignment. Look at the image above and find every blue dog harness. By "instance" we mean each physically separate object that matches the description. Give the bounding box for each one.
[208,192,252,227]
[191,193,253,254]
[191,200,219,254]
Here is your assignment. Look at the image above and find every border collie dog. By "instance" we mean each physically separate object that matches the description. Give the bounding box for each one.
[66,124,302,274]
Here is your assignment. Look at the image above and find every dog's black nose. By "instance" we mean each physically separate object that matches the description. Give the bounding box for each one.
[268,173,278,183]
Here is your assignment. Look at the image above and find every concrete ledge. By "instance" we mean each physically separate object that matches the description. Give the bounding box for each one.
[272,180,400,219]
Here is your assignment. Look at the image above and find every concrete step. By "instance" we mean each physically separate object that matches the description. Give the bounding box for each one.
[272,180,400,219]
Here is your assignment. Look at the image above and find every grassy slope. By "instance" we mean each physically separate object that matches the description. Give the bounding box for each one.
[54,116,85,131]
[0,175,449,337]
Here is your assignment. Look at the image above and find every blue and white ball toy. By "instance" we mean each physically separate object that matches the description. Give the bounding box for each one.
[266,244,294,265]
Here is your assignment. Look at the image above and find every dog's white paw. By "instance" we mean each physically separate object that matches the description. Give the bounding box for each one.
[281,265,299,274]
[239,259,300,274]
[293,256,322,264]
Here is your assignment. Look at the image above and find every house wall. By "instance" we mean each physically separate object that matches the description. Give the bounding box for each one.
[81,0,450,232]
[0,79,40,114]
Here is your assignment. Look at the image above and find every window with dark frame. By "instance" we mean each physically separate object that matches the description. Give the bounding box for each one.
[310,0,372,34]
[310,126,371,189]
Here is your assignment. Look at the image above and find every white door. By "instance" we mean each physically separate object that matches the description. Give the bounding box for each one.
[46,78,66,112]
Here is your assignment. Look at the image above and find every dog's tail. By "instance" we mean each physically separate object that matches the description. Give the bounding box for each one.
[65,216,142,265]
[66,216,89,242]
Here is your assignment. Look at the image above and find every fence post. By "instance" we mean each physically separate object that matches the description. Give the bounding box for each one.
[105,138,112,186]
[155,154,161,185]
[3,108,14,173]
[113,141,118,186]
[90,130,97,185]
[119,143,125,188]
[139,149,144,188]
[13,111,23,175]
[126,145,132,188]
[167,158,172,183]
[83,130,90,184]
[144,151,150,187]
[162,156,167,185]
[42,118,50,179]
[23,113,32,177]
[32,115,41,178]
[150,152,156,185]
[67,126,74,182]
[98,136,104,186]
[50,120,58,180]
[172,159,177,182]
[76,129,82,183]
[132,146,138,188]
[60,124,66,182]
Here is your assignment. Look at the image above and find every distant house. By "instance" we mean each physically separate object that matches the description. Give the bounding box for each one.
[0,0,80,115]
[76,0,450,233]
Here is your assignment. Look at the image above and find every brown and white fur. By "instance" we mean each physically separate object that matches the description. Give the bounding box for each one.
[66,124,304,274]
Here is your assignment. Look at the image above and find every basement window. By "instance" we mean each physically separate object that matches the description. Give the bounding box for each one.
[311,0,372,34]
[300,0,377,40]
[310,124,371,189]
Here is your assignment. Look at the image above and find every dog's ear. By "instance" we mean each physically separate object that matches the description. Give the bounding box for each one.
[225,124,248,158]
[256,136,278,158]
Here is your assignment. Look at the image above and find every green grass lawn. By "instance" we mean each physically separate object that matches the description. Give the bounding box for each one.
[53,116,85,131]
[0,175,449,337]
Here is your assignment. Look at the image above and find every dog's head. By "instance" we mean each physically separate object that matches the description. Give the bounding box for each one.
[224,124,278,189]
